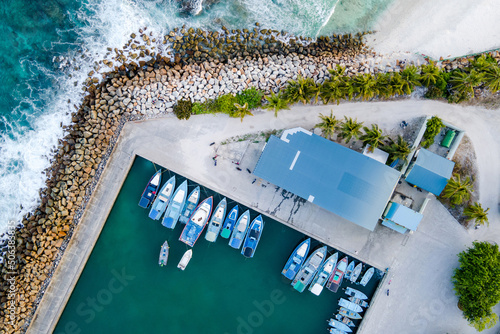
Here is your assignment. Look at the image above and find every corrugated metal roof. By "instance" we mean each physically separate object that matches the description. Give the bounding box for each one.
[384,202,423,231]
[253,128,401,231]
[405,148,455,195]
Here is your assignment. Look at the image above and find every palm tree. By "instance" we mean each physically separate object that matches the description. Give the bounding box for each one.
[339,79,356,101]
[441,174,473,206]
[389,72,406,96]
[464,202,490,226]
[283,75,319,104]
[263,91,290,117]
[384,135,411,163]
[420,60,442,87]
[449,69,483,99]
[401,65,422,93]
[375,73,393,99]
[483,62,500,93]
[352,73,378,101]
[328,64,346,80]
[338,116,363,143]
[232,102,253,122]
[319,80,344,105]
[315,111,340,140]
[360,124,387,152]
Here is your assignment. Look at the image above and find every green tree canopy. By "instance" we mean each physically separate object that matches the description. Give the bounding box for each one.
[453,241,500,331]
[315,111,340,140]
[263,91,290,117]
[338,116,363,144]
[464,202,490,226]
[283,74,319,104]
[441,174,473,206]
[384,135,411,163]
[360,124,387,152]
[231,102,253,122]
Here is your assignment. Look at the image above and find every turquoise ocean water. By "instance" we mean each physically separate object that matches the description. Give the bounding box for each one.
[54,156,383,334]
[0,0,394,237]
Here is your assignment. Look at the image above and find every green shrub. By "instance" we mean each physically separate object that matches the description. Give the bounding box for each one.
[424,85,446,99]
[173,99,193,120]
[215,94,238,114]
[236,87,264,109]
[422,116,444,148]
[191,102,206,115]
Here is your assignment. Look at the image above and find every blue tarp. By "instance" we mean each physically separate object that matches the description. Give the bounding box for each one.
[253,128,401,231]
[405,148,455,196]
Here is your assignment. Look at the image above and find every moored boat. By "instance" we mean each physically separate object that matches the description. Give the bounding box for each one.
[345,287,368,300]
[241,215,264,258]
[344,261,355,280]
[205,198,227,242]
[139,170,161,208]
[349,296,369,308]
[149,176,175,220]
[350,263,363,283]
[327,319,352,333]
[229,210,250,249]
[326,256,348,293]
[162,180,188,229]
[282,239,311,280]
[177,249,193,270]
[179,186,200,225]
[328,328,347,334]
[338,298,363,313]
[292,246,327,292]
[158,241,169,266]
[360,267,375,286]
[339,307,362,320]
[309,252,338,296]
[179,196,213,247]
[334,314,355,327]
[220,205,239,239]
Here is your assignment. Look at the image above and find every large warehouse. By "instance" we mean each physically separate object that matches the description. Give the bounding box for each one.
[253,128,401,231]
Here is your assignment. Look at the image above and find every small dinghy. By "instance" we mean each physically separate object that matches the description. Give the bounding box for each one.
[350,263,363,283]
[159,241,169,267]
[177,249,193,270]
[360,267,375,286]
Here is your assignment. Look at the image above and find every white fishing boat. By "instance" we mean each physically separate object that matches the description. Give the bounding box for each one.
[360,267,375,286]
[177,249,193,270]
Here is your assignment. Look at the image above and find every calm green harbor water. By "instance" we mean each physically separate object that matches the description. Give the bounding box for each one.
[55,156,382,334]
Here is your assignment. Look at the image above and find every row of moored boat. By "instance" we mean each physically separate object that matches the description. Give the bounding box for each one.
[327,287,370,333]
[139,170,265,269]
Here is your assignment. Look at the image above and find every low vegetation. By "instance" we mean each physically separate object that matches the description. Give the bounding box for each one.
[453,241,500,331]
[421,116,444,148]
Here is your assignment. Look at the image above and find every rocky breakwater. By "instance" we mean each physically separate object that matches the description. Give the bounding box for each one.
[0,25,382,333]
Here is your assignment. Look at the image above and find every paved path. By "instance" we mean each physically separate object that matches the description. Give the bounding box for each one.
[28,100,500,333]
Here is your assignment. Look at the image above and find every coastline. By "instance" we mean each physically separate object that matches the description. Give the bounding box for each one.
[1,25,500,333]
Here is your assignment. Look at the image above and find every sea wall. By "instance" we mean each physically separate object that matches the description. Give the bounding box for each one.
[0,25,498,333]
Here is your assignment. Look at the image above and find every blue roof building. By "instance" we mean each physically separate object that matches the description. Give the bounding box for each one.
[381,202,424,234]
[405,148,455,196]
[253,128,401,231]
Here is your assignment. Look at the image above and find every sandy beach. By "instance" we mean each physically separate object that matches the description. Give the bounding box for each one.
[368,0,500,59]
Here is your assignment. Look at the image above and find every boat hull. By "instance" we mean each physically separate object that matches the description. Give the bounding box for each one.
[282,239,311,280]
[345,287,368,300]
[292,246,327,293]
[327,257,348,293]
[159,241,169,266]
[162,180,188,229]
[328,319,352,333]
[241,215,264,258]
[177,249,193,270]
[339,307,362,320]
[339,298,363,313]
[360,267,375,286]
[229,210,250,249]
[309,252,338,296]
[149,176,175,220]
[205,198,227,242]
[139,170,161,209]
[220,205,239,239]
[178,186,200,225]
[179,196,213,247]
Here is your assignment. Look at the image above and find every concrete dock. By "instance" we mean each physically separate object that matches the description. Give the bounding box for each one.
[28,100,500,334]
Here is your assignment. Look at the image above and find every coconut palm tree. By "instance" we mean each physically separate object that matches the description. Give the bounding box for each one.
[360,124,387,152]
[283,75,319,104]
[232,102,253,122]
[483,62,500,93]
[352,73,378,101]
[464,202,490,226]
[263,91,290,117]
[449,69,483,99]
[389,72,406,96]
[385,135,412,163]
[319,80,344,105]
[401,65,422,93]
[315,111,340,140]
[375,73,393,98]
[420,60,442,87]
[441,174,473,206]
[338,116,363,143]
[328,64,346,81]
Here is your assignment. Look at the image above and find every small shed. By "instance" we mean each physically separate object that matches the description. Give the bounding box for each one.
[405,148,455,196]
[362,146,390,165]
[382,202,424,234]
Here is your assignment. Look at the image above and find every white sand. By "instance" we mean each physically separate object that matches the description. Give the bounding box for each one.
[367,0,500,59]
